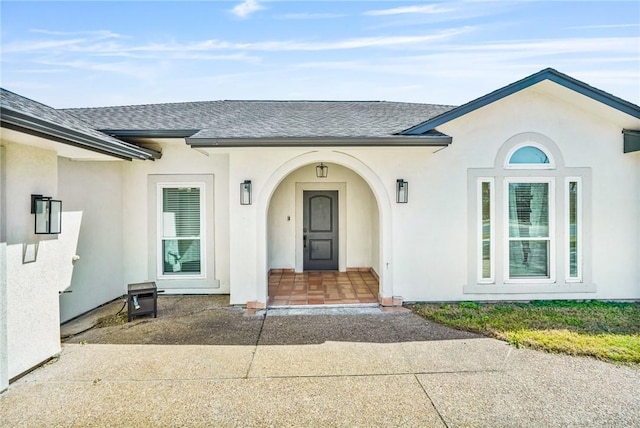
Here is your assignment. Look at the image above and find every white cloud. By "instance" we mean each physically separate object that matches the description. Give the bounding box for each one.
[364,4,455,16]
[277,13,346,20]
[30,29,125,39]
[568,24,640,30]
[231,0,264,19]
[3,28,472,55]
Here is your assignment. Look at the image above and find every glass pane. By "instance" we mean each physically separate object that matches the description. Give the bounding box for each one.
[49,200,62,234]
[509,146,550,164]
[508,183,549,238]
[481,182,491,239]
[509,240,549,278]
[35,199,48,234]
[481,181,491,279]
[163,187,200,237]
[569,181,578,277]
[482,241,491,279]
[163,239,201,274]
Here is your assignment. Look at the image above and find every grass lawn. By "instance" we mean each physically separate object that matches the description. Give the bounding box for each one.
[411,300,640,365]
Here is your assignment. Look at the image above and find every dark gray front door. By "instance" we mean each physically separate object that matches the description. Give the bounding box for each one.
[303,191,338,270]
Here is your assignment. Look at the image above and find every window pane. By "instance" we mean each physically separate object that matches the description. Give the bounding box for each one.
[508,183,549,238]
[482,241,491,278]
[509,146,550,164]
[163,188,200,237]
[569,181,579,278]
[481,181,491,279]
[163,239,201,274]
[509,240,549,278]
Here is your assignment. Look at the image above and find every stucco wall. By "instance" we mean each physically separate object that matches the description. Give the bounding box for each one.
[122,142,230,294]
[73,87,638,307]
[58,158,125,322]
[0,145,8,391]
[222,89,639,304]
[406,87,640,302]
[1,142,64,380]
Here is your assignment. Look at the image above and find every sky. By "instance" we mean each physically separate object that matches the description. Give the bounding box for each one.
[1,1,639,108]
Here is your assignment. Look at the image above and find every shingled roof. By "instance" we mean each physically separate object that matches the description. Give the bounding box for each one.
[1,88,159,160]
[63,100,456,144]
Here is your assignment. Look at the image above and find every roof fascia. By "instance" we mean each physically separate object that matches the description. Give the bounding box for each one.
[186,135,452,148]
[1,121,131,161]
[102,129,199,139]
[1,107,159,160]
[623,129,640,153]
[401,68,640,135]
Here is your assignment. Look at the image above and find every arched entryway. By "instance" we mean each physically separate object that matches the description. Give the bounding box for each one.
[267,163,380,305]
[254,151,394,307]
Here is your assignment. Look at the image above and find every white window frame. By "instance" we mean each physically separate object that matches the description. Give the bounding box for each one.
[504,142,555,170]
[477,178,495,283]
[503,177,556,284]
[156,182,206,280]
[565,177,582,282]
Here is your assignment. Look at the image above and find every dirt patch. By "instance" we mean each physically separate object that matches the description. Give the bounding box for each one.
[94,311,128,328]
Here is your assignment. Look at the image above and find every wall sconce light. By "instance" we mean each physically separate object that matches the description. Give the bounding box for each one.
[240,180,252,205]
[31,194,62,234]
[316,162,328,178]
[396,179,408,203]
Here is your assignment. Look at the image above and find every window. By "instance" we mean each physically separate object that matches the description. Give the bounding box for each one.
[468,134,591,293]
[566,178,582,281]
[157,184,205,277]
[478,179,494,282]
[505,144,554,169]
[505,179,554,281]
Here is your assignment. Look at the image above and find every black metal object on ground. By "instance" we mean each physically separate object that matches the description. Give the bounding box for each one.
[127,282,158,322]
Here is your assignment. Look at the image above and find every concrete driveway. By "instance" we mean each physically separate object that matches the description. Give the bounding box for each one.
[1,296,639,427]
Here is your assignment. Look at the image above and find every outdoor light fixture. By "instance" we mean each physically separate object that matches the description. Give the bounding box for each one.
[316,162,328,178]
[240,180,252,205]
[396,179,408,203]
[31,194,62,234]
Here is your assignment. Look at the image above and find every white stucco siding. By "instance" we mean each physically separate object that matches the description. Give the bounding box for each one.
[1,142,62,380]
[228,147,434,304]
[429,88,640,301]
[58,158,125,322]
[122,142,230,294]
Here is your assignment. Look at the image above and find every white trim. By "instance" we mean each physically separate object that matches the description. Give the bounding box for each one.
[503,177,556,284]
[156,182,206,280]
[504,142,555,170]
[565,177,583,282]
[477,178,495,283]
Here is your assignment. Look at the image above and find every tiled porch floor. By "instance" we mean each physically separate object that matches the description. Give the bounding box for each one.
[268,270,379,306]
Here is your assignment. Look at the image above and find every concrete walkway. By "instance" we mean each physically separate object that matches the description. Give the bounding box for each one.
[2,300,639,427]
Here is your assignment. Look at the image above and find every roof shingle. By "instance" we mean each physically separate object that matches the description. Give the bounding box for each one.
[63,100,456,139]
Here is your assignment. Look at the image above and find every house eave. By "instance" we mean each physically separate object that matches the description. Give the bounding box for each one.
[0,107,159,161]
[186,135,452,148]
[101,129,199,139]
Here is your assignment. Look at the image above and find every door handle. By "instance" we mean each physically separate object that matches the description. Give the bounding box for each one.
[303,227,308,248]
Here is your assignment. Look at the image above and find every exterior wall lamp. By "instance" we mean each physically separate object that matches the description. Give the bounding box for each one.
[316,162,328,178]
[240,180,252,205]
[396,179,408,203]
[31,194,62,234]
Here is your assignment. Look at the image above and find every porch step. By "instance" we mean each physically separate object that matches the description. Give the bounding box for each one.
[265,304,384,316]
